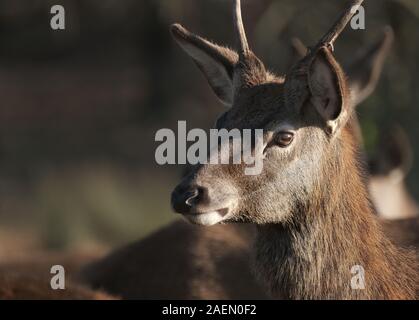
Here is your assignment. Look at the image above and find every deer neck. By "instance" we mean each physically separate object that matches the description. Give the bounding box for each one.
[254,129,417,300]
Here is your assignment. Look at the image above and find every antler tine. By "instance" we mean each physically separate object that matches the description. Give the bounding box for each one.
[233,0,250,59]
[291,37,308,58]
[317,0,365,50]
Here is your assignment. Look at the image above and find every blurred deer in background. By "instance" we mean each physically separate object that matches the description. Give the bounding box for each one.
[0,226,116,299]
[0,272,115,300]
[369,125,418,219]
[81,220,267,299]
[292,29,419,221]
[0,251,116,299]
[81,0,418,299]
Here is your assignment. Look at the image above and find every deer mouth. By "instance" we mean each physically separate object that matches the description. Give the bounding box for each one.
[182,208,230,226]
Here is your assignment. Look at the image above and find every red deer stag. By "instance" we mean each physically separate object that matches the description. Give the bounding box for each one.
[81,0,418,299]
[169,0,418,299]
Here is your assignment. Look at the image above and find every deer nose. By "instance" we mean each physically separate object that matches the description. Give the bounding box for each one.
[171,186,203,214]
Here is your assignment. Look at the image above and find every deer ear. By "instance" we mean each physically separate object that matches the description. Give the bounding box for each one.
[308,47,349,134]
[170,24,238,106]
[347,27,394,106]
[369,126,413,179]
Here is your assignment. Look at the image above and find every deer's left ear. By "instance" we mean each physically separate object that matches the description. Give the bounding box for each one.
[308,47,350,134]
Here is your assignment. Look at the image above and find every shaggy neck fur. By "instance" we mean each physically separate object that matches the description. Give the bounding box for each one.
[254,127,417,299]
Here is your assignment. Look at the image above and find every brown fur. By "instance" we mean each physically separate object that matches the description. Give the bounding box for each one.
[81,1,418,300]
[0,270,115,300]
[80,216,419,299]
[81,220,266,299]
[254,127,418,299]
[168,0,418,299]
[0,251,117,300]
[382,217,419,248]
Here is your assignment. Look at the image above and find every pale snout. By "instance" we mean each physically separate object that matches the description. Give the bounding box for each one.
[171,178,236,226]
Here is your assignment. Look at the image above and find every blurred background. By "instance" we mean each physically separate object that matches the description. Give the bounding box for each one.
[0,0,418,255]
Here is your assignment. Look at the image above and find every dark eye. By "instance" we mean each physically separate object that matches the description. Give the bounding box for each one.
[275,132,294,147]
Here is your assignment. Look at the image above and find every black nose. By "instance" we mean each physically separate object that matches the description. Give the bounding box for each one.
[171,186,202,214]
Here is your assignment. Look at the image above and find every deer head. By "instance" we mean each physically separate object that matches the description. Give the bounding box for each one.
[368,125,418,219]
[171,0,365,226]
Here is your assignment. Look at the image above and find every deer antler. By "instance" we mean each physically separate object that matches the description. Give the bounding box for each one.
[316,0,365,51]
[291,37,308,58]
[233,0,250,59]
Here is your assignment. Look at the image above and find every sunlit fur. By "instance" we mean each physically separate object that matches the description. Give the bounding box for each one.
[82,5,418,300]
[170,30,418,299]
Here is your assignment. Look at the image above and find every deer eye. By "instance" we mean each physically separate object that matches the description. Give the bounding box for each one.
[275,132,294,148]
[263,131,295,157]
